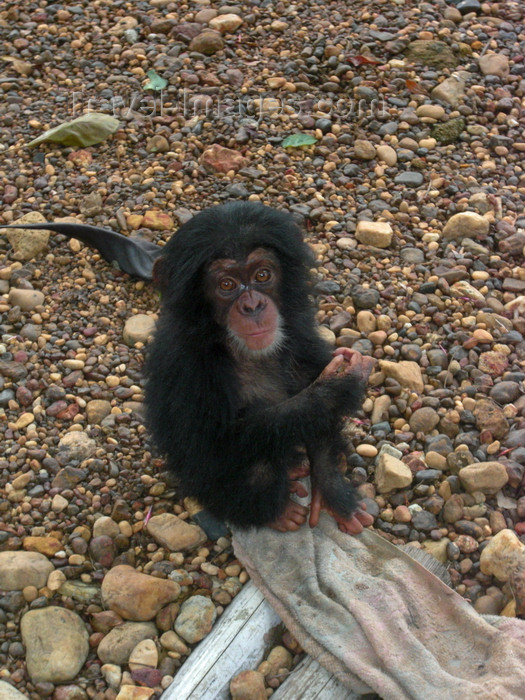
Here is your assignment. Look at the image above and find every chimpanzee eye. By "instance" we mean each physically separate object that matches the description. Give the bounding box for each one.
[255,268,271,283]
[219,278,237,292]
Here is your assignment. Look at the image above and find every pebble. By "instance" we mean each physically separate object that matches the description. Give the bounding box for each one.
[128,638,158,670]
[8,288,45,311]
[393,172,424,187]
[379,361,424,393]
[353,140,376,160]
[209,14,243,33]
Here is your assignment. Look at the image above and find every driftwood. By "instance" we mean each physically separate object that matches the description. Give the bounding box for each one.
[161,581,360,700]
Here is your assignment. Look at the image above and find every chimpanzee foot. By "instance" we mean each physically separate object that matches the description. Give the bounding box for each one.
[332,507,374,535]
[309,487,373,535]
[268,499,309,532]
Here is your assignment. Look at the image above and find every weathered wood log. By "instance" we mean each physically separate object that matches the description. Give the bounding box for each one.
[161,581,360,700]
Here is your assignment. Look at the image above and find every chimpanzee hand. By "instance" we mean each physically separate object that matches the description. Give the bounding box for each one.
[319,347,376,383]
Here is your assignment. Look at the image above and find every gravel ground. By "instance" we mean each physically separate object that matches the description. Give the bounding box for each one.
[0,0,525,698]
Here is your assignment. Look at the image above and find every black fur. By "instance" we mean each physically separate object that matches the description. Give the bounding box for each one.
[144,202,366,528]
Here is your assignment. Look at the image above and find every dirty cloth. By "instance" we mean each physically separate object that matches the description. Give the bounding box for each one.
[233,514,525,700]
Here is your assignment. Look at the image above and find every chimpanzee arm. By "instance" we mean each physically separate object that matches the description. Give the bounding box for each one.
[194,373,365,528]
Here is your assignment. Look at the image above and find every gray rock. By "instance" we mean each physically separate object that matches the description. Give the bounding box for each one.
[411,510,438,532]
[394,172,424,187]
[175,595,217,643]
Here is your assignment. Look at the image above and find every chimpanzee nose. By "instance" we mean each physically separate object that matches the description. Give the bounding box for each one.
[240,291,267,315]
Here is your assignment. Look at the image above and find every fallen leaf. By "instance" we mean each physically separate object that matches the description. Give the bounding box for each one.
[347,55,381,67]
[1,55,33,76]
[27,112,120,148]
[144,69,168,91]
[282,133,318,148]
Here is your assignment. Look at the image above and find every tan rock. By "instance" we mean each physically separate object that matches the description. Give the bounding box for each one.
[480,529,525,582]
[101,565,181,620]
[208,13,243,33]
[375,144,397,166]
[109,16,138,36]
[146,513,207,551]
[353,139,376,160]
[142,210,174,231]
[379,360,424,393]
[459,462,509,495]
[189,30,224,55]
[479,54,509,78]
[356,310,377,333]
[318,325,336,345]
[230,670,267,700]
[129,638,158,670]
[1,211,50,260]
[421,538,450,565]
[375,453,413,493]
[115,687,155,700]
[23,536,62,557]
[443,211,490,240]
[174,595,217,643]
[415,104,445,120]
[8,288,45,311]
[86,399,112,425]
[356,221,393,248]
[21,607,89,683]
[97,622,157,665]
[0,551,54,590]
[451,280,486,304]
[0,681,30,700]
[123,314,156,346]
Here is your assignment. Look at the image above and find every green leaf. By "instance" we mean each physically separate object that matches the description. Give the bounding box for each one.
[144,69,168,91]
[27,113,120,148]
[282,133,318,148]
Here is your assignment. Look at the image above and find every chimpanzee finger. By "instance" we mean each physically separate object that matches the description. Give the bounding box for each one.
[318,354,345,381]
[309,487,323,528]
